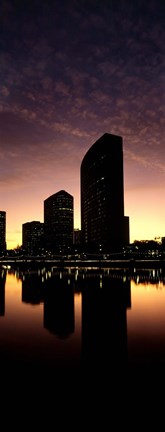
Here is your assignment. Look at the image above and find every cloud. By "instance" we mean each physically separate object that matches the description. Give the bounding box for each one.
[0,85,10,97]
[51,121,90,138]
[55,81,70,96]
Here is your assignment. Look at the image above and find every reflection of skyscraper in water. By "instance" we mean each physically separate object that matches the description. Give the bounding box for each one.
[22,274,44,305]
[0,271,6,317]
[81,275,131,367]
[43,275,75,339]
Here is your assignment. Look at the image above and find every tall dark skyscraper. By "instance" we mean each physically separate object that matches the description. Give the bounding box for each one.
[81,133,129,253]
[44,190,73,254]
[0,211,6,252]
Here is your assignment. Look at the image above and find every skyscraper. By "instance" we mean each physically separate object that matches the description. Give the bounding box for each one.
[0,211,6,252]
[22,221,44,255]
[81,133,129,253]
[44,190,73,254]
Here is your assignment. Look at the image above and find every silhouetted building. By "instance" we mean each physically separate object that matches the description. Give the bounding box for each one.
[22,221,44,255]
[162,237,165,248]
[124,216,130,247]
[73,229,81,245]
[81,133,129,252]
[0,211,6,252]
[44,190,73,254]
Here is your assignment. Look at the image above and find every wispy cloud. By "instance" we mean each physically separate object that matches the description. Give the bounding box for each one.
[0,0,164,247]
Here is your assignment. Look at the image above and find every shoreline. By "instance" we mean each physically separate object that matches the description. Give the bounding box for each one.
[0,257,165,270]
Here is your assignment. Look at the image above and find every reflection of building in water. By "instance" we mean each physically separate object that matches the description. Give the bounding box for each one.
[0,271,6,316]
[81,276,131,367]
[22,274,44,305]
[43,276,75,339]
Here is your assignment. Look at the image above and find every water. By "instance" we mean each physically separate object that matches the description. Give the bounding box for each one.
[0,266,165,375]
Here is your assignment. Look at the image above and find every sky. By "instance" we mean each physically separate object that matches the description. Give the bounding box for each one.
[0,0,165,249]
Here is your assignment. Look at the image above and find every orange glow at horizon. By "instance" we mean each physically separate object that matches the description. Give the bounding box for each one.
[0,0,164,251]
[6,183,165,250]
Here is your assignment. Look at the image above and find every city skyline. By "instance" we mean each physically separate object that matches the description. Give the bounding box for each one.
[0,0,164,249]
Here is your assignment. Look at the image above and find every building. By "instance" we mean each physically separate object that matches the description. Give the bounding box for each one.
[81,133,129,253]
[73,229,82,253]
[44,190,73,254]
[22,221,44,255]
[0,211,6,252]
[73,229,81,245]
[161,237,165,247]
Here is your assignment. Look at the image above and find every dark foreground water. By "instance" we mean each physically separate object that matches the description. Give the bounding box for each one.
[0,265,165,377]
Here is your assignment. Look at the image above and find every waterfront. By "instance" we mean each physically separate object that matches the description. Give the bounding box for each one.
[0,265,165,374]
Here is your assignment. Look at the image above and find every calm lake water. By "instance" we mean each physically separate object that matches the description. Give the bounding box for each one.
[1,266,165,374]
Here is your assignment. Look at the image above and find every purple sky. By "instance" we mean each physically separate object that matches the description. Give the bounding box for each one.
[0,0,165,248]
